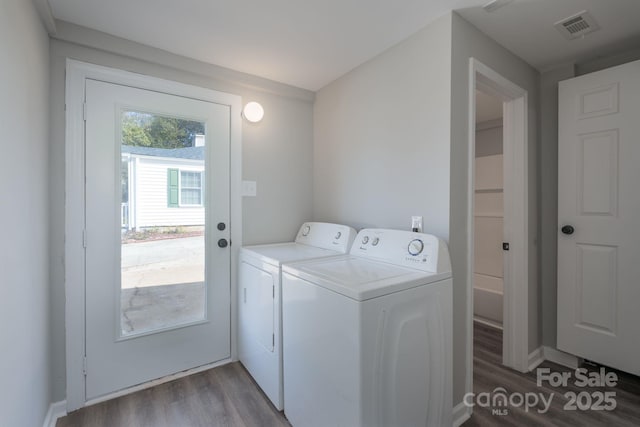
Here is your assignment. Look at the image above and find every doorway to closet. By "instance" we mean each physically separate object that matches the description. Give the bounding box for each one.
[473,90,504,332]
[466,59,530,395]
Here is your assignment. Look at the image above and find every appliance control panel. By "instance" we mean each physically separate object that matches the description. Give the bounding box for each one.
[350,228,451,273]
[295,222,357,253]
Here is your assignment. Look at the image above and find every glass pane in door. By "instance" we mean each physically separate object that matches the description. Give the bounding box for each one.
[120,111,207,337]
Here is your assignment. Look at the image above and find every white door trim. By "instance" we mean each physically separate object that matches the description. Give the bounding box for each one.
[64,59,242,411]
[465,58,529,399]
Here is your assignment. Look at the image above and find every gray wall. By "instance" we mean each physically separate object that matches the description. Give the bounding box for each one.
[313,12,455,393]
[0,0,51,425]
[313,14,452,238]
[576,47,640,76]
[49,22,315,401]
[539,64,575,348]
[450,12,540,403]
[313,10,541,406]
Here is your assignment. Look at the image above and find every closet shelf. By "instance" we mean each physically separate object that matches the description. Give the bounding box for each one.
[474,213,503,218]
[475,188,503,193]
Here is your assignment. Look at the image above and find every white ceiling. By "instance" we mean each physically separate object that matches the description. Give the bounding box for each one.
[48,0,640,91]
[48,0,485,91]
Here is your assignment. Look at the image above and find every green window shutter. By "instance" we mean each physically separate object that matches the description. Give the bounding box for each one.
[167,168,179,207]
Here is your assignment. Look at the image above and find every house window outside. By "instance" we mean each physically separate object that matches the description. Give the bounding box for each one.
[180,171,203,206]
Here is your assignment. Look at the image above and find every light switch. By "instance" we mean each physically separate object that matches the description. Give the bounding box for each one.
[242,180,257,197]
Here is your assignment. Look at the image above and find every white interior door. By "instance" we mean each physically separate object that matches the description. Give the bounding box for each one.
[85,79,231,399]
[557,60,640,375]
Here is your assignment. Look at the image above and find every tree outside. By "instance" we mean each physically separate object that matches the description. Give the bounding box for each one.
[122,111,205,148]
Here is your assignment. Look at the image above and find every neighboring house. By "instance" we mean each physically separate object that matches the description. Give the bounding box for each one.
[121,136,205,230]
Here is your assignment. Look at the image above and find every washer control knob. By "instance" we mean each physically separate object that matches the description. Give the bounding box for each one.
[372,237,380,246]
[335,231,342,240]
[408,239,424,256]
[362,236,369,244]
[301,225,311,236]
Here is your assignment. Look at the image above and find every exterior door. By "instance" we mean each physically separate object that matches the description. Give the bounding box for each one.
[557,60,640,375]
[84,79,231,399]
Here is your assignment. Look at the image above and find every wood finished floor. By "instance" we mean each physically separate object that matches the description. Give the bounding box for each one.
[464,322,640,426]
[56,363,290,427]
[57,323,640,427]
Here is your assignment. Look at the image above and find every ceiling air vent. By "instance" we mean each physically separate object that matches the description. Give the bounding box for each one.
[554,10,600,40]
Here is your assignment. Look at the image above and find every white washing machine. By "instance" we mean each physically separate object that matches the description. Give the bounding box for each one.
[238,222,356,410]
[282,228,452,427]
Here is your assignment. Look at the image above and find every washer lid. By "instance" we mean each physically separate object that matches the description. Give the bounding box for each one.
[241,242,342,266]
[282,256,451,301]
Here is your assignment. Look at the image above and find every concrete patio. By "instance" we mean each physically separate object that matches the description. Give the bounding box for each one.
[120,236,205,335]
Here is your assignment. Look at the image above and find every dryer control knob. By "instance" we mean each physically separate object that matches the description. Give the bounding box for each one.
[335,231,342,240]
[362,236,369,244]
[408,239,424,256]
[301,225,311,236]
[372,237,380,246]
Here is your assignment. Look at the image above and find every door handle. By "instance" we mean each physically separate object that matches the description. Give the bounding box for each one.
[561,225,575,235]
[218,238,228,248]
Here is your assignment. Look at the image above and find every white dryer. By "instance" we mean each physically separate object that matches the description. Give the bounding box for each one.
[238,222,356,410]
[282,228,452,427]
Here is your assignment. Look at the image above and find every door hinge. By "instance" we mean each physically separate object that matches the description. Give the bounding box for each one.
[83,102,87,121]
[82,356,87,376]
[272,334,275,348]
[82,229,87,248]
[272,285,275,299]
[503,242,509,251]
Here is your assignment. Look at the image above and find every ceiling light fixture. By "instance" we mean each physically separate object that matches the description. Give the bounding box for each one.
[242,102,264,123]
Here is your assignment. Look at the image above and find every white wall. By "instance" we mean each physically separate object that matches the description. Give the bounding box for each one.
[49,21,314,401]
[313,14,452,238]
[450,12,540,404]
[0,0,51,425]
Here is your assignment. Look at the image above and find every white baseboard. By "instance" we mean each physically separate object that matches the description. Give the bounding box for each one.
[43,401,67,427]
[543,346,581,369]
[527,346,545,371]
[453,400,472,427]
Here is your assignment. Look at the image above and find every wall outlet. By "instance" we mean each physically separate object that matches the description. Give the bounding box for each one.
[411,216,423,232]
[242,180,257,197]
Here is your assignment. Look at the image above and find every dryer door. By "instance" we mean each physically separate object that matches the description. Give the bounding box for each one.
[239,261,276,354]
[238,256,283,408]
